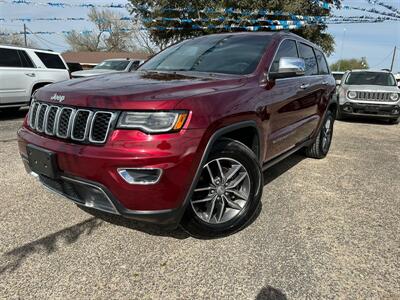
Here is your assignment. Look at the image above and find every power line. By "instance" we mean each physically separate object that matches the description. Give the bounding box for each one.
[26,26,65,48]
[369,48,396,68]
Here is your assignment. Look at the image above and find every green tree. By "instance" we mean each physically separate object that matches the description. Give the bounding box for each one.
[127,0,341,55]
[330,57,369,71]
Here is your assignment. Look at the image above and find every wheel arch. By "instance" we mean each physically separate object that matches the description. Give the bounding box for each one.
[175,120,263,226]
[31,81,53,96]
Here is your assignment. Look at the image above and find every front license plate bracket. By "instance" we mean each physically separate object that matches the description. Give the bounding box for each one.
[27,144,58,179]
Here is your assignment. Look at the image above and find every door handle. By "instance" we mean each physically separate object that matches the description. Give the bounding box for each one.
[25,73,36,77]
[322,80,328,85]
[300,83,310,89]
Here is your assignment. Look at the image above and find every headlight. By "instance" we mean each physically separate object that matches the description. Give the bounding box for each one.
[389,93,399,101]
[117,111,188,133]
[347,91,357,99]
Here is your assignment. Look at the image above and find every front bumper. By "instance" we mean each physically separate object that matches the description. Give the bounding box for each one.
[339,102,400,119]
[18,126,206,225]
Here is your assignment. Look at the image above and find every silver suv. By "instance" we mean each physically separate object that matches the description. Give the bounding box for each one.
[337,70,400,124]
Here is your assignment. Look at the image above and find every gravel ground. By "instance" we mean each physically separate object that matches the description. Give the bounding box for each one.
[0,109,399,299]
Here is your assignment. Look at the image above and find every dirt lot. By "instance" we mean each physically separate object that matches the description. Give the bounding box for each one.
[0,109,399,299]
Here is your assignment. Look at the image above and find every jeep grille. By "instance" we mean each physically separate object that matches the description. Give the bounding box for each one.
[28,101,116,144]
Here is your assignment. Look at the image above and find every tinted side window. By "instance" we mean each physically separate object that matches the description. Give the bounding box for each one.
[18,50,35,68]
[298,43,318,76]
[35,52,66,69]
[0,48,22,67]
[315,49,329,75]
[270,40,298,73]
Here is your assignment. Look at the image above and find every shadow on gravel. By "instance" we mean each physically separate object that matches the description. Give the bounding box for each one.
[0,217,102,275]
[0,108,28,121]
[256,286,287,300]
[78,206,190,240]
[263,153,305,186]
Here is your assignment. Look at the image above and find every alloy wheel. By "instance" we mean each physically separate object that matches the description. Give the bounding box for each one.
[191,158,251,224]
[321,117,332,152]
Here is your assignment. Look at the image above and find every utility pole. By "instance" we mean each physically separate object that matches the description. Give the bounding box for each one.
[390,46,396,72]
[338,27,346,71]
[23,23,27,47]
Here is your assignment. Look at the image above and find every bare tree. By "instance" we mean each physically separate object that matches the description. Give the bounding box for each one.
[0,30,31,47]
[131,24,158,55]
[65,8,137,52]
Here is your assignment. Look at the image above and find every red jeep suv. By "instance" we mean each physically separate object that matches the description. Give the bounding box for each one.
[18,32,336,237]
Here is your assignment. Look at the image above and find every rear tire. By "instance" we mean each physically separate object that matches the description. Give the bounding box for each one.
[305,111,334,159]
[181,138,262,238]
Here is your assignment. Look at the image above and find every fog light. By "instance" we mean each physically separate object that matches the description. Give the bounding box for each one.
[343,104,352,112]
[118,168,162,185]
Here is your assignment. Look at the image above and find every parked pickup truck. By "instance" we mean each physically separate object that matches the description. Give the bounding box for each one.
[18,32,336,237]
[337,70,400,124]
[0,45,70,112]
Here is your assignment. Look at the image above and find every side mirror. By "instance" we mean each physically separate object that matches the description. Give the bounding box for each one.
[269,57,305,80]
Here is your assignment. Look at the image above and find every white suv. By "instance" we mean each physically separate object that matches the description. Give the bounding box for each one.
[0,45,70,112]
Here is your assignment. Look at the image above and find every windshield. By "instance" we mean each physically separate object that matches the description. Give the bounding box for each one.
[139,34,272,75]
[333,73,343,81]
[94,60,130,71]
[345,72,396,86]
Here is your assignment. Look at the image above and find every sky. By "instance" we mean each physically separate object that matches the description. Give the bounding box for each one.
[0,0,399,72]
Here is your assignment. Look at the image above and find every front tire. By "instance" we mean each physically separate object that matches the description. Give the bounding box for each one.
[305,111,334,159]
[181,139,262,238]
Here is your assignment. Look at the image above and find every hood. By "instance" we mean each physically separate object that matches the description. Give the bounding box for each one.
[36,71,246,110]
[71,69,121,77]
[345,84,400,93]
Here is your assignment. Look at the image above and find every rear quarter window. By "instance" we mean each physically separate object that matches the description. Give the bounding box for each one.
[315,49,329,75]
[298,43,318,76]
[35,52,66,69]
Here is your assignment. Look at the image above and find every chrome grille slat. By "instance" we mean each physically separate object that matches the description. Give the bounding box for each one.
[353,91,397,102]
[45,106,60,136]
[71,109,93,141]
[89,111,115,144]
[28,101,114,144]
[56,107,75,139]
[36,104,49,132]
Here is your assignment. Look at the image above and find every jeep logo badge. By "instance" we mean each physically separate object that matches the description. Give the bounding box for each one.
[50,93,65,102]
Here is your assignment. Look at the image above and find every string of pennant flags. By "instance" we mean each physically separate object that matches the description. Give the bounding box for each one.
[0,0,399,36]
[2,15,399,24]
[366,0,400,14]
[0,0,127,8]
